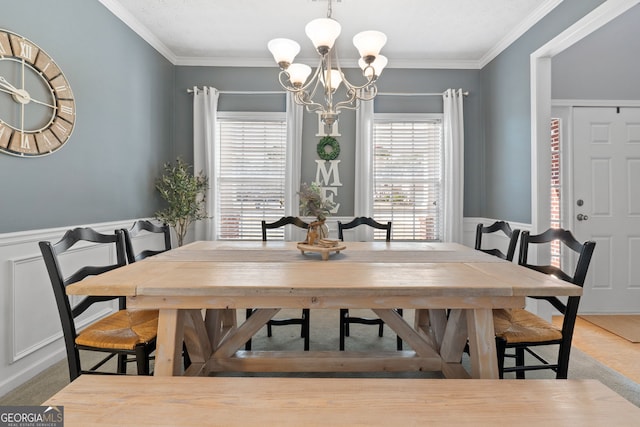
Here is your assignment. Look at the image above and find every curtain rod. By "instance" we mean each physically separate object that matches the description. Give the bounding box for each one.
[187,88,284,95]
[378,91,469,97]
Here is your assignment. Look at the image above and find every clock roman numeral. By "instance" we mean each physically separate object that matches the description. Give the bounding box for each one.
[42,133,54,147]
[60,105,73,115]
[55,122,69,134]
[35,130,62,154]
[21,133,31,149]
[19,41,33,61]
[0,123,11,149]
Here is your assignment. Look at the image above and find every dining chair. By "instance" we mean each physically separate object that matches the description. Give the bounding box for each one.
[493,228,596,379]
[245,216,310,351]
[122,220,172,264]
[39,227,158,381]
[474,220,520,261]
[337,217,402,351]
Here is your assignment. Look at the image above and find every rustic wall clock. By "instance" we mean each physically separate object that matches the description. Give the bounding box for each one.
[0,29,75,157]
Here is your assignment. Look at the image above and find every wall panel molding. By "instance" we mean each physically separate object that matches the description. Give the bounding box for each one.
[0,219,145,396]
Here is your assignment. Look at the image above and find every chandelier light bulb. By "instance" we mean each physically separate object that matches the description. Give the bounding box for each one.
[286,63,312,87]
[305,18,342,55]
[322,69,343,92]
[267,38,301,69]
[353,30,387,63]
[359,55,388,78]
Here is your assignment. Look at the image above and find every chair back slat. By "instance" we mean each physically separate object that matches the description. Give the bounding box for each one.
[261,216,309,241]
[474,221,520,261]
[338,217,391,242]
[519,228,596,287]
[123,220,172,263]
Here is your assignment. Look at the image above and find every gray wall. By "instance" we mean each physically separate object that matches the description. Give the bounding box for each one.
[174,66,483,217]
[1,0,174,233]
[4,0,633,233]
[480,0,606,224]
[552,4,640,100]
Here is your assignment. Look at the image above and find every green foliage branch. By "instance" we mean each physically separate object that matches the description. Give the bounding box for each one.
[155,158,209,246]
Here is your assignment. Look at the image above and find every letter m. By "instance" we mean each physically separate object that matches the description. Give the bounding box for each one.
[315,160,342,186]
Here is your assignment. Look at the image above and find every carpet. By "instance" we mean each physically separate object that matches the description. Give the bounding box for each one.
[2,309,639,408]
[580,315,640,343]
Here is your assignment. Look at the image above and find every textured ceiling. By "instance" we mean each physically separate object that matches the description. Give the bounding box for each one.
[99,0,563,68]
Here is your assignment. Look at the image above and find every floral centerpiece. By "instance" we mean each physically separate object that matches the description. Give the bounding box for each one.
[298,182,335,245]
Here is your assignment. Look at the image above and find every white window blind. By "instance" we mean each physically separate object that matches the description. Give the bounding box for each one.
[216,112,287,240]
[373,114,443,241]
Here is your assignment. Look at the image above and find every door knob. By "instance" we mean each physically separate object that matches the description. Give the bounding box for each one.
[576,213,589,221]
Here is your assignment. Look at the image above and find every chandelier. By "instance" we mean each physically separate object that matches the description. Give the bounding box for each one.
[267,0,387,129]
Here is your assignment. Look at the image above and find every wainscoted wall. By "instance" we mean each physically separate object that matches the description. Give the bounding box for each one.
[0,217,530,397]
[0,219,170,397]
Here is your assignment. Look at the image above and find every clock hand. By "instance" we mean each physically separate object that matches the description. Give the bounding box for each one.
[29,97,57,109]
[0,76,20,94]
[0,86,18,97]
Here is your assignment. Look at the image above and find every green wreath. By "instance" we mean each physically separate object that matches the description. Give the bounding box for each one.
[317,136,340,161]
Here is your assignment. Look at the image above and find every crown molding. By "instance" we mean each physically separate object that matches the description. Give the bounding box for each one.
[479,0,564,68]
[100,0,560,71]
[98,0,177,64]
[174,55,482,69]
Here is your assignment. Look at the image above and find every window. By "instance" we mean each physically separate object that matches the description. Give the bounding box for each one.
[216,112,287,240]
[373,113,443,240]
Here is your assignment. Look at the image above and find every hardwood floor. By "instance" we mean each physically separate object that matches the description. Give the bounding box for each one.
[555,316,640,384]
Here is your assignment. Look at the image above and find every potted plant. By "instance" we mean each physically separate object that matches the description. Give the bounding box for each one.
[298,182,335,244]
[155,158,209,246]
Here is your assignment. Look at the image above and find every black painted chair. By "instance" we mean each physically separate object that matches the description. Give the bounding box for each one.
[245,216,310,351]
[39,228,158,382]
[337,217,402,351]
[122,220,172,264]
[338,216,391,242]
[494,228,596,379]
[475,221,520,261]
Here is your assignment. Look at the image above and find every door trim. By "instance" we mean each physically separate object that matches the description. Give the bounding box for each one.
[531,0,640,237]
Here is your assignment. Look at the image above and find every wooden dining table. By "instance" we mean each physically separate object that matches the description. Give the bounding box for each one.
[65,240,582,379]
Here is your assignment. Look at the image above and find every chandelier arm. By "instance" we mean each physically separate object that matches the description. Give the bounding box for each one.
[333,91,359,112]
[277,62,323,94]
[339,74,377,93]
[331,45,379,95]
[293,83,326,113]
[333,84,378,112]
[334,102,360,113]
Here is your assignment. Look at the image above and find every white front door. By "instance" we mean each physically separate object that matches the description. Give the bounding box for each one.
[572,106,640,313]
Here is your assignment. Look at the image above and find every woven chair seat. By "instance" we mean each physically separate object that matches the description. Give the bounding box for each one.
[493,308,563,344]
[76,309,159,350]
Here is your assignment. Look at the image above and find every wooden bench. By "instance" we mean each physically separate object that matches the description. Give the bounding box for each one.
[44,376,639,426]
